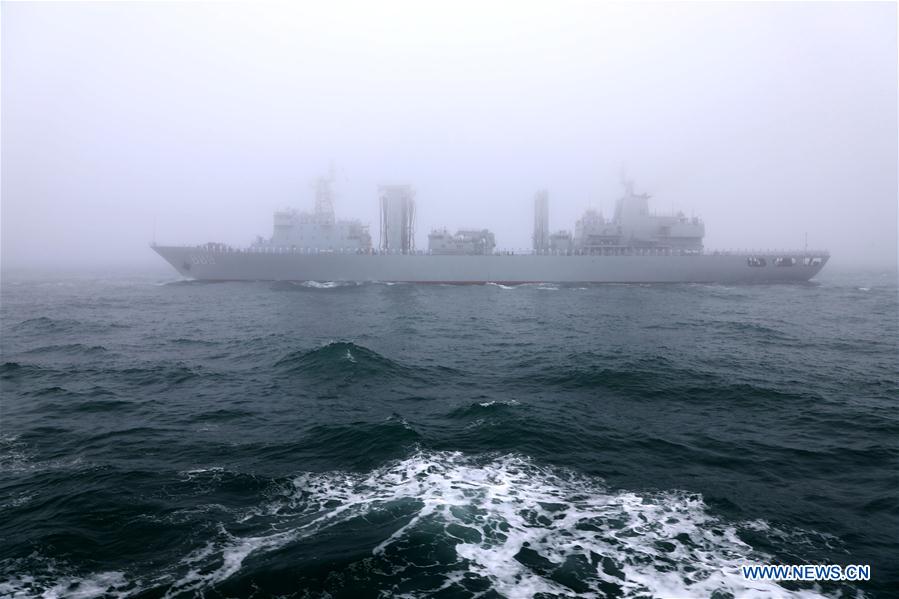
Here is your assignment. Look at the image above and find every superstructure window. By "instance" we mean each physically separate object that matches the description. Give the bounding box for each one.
[774,257,796,267]
[747,257,767,267]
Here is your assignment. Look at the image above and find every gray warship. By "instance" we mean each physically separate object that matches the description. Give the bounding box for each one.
[153,176,829,283]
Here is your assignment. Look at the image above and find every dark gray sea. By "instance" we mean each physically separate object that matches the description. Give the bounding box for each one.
[1,266,896,598]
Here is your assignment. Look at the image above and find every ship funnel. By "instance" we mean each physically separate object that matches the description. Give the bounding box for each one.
[379,185,416,254]
[533,190,549,252]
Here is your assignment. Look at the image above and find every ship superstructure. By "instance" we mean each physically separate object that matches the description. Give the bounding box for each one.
[537,181,705,255]
[253,174,372,252]
[153,173,829,283]
[428,229,496,255]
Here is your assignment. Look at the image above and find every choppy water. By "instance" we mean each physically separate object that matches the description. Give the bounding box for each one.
[1,267,896,598]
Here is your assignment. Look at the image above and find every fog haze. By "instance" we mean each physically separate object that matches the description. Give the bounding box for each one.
[2,1,896,270]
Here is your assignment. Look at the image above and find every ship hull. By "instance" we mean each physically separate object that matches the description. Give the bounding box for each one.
[153,246,828,283]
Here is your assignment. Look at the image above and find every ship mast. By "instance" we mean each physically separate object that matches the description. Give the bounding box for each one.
[313,166,336,226]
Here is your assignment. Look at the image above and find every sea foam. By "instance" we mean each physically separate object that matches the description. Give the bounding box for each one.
[163,452,835,598]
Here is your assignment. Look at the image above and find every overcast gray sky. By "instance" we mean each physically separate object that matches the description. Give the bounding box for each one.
[2,1,896,270]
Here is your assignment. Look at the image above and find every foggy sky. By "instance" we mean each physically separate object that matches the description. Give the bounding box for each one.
[2,1,896,270]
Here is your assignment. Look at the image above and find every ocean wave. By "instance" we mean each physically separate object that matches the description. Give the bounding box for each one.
[0,362,54,381]
[521,356,815,406]
[711,320,799,344]
[167,337,220,347]
[13,316,78,332]
[505,282,557,289]
[33,396,132,416]
[12,316,128,335]
[116,363,208,387]
[184,452,840,598]
[187,408,256,423]
[302,280,351,289]
[274,341,417,382]
[269,280,365,291]
[21,343,109,356]
[154,278,192,286]
[476,399,520,408]
[449,399,522,419]
[0,434,86,475]
[0,566,129,599]
[266,419,422,468]
[0,452,851,598]
[159,279,230,286]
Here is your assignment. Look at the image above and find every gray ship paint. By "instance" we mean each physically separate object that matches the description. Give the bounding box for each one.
[153,246,829,284]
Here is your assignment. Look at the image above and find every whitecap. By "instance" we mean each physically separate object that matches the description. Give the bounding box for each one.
[478,399,520,407]
[160,451,838,598]
[7,453,841,598]
[178,466,225,482]
[302,280,341,289]
[0,569,129,599]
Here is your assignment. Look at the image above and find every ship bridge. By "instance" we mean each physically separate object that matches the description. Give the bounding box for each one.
[256,174,372,252]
